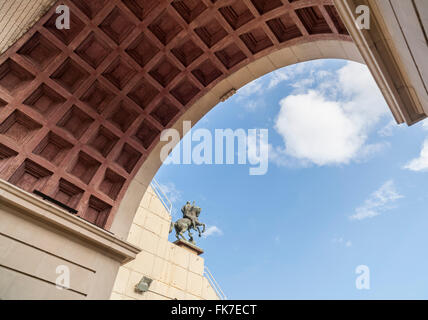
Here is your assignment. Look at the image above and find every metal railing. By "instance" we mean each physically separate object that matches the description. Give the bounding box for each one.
[204,266,227,300]
[150,178,172,216]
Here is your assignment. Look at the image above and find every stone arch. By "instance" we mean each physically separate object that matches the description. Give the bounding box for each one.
[0,0,363,239]
[111,39,364,238]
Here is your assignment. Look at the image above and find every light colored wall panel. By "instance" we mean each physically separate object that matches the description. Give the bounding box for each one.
[0,266,84,300]
[0,180,140,300]
[111,185,221,300]
[0,0,56,54]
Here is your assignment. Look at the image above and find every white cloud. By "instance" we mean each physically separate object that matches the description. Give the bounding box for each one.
[235,61,325,112]
[332,237,352,248]
[244,100,264,111]
[349,180,403,221]
[317,70,332,78]
[291,78,315,92]
[236,78,266,111]
[235,60,330,114]
[157,181,182,203]
[356,142,390,163]
[403,121,428,171]
[202,225,223,238]
[272,62,389,166]
[332,237,344,243]
[236,78,264,99]
[421,119,428,131]
[275,90,363,165]
[404,138,428,171]
[268,70,289,89]
[378,120,398,137]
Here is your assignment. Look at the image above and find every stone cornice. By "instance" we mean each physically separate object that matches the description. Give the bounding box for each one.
[333,0,426,125]
[0,179,140,264]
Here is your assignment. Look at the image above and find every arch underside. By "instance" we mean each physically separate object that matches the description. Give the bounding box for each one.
[0,0,357,235]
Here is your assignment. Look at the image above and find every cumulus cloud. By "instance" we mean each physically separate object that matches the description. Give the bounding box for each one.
[404,121,428,171]
[420,118,428,131]
[236,78,264,99]
[378,120,398,137]
[244,100,264,111]
[275,90,363,165]
[349,180,403,221]
[236,78,266,111]
[235,61,325,111]
[404,138,428,172]
[332,237,352,247]
[291,78,315,92]
[268,69,290,89]
[272,61,389,166]
[203,225,223,238]
[332,237,344,244]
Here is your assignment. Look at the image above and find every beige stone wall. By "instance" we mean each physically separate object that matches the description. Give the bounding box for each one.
[0,180,139,300]
[369,0,428,116]
[0,0,56,54]
[110,186,219,300]
[334,0,427,125]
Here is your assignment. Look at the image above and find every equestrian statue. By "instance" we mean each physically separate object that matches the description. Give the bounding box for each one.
[169,201,206,244]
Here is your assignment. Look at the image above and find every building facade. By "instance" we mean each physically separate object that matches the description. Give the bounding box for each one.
[0,0,426,299]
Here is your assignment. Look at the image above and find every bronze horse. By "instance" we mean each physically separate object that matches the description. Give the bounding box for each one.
[169,206,205,243]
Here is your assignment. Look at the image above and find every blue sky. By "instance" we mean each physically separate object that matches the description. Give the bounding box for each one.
[155,59,428,299]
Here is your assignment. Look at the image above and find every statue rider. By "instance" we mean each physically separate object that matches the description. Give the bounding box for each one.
[171,201,206,244]
[182,201,197,230]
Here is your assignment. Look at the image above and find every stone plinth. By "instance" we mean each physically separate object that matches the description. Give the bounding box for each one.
[174,239,204,256]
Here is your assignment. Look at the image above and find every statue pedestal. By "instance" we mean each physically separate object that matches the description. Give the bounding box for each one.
[173,239,204,256]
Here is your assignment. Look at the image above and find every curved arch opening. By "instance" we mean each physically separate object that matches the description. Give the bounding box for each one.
[138,58,425,299]
[112,41,364,237]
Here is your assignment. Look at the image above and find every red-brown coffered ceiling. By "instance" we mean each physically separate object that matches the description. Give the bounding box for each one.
[0,0,351,229]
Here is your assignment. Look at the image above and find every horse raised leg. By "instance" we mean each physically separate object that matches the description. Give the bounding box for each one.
[195,222,206,237]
